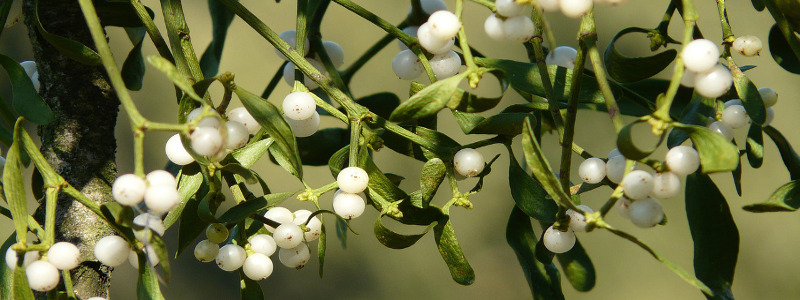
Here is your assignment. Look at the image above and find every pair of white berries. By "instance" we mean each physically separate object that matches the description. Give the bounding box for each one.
[6,241,80,292]
[542,204,594,253]
[276,30,344,90]
[112,170,179,215]
[332,167,370,219]
[709,88,778,140]
[165,107,256,166]
[483,0,536,42]
[19,60,40,92]
[538,0,595,19]
[681,39,734,98]
[282,92,321,138]
[392,48,462,81]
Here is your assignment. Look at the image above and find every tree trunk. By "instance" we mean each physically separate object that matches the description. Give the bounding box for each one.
[23,0,120,298]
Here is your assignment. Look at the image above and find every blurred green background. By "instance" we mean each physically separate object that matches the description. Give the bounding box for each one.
[2,0,800,299]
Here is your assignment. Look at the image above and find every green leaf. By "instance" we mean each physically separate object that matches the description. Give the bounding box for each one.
[231,138,273,168]
[732,156,743,196]
[686,174,739,299]
[506,207,564,300]
[746,124,764,168]
[174,190,208,258]
[164,164,204,229]
[0,234,16,300]
[4,121,28,244]
[239,273,264,300]
[95,1,153,27]
[604,27,678,83]
[218,163,258,185]
[327,146,348,175]
[434,217,475,285]
[335,217,348,248]
[356,147,408,203]
[122,27,147,91]
[416,158,446,208]
[768,24,800,74]
[731,69,766,125]
[520,117,572,207]
[617,118,665,160]
[764,126,800,180]
[199,0,237,78]
[672,123,739,173]
[146,55,204,102]
[374,217,431,249]
[318,221,326,277]
[355,92,401,120]
[234,86,303,178]
[556,240,596,292]
[667,96,714,148]
[32,0,101,65]
[446,71,506,113]
[217,192,295,223]
[389,73,468,122]
[452,111,531,136]
[618,79,694,117]
[0,54,53,125]
[508,153,558,222]
[743,180,800,212]
[13,263,34,300]
[137,257,165,300]
[295,128,349,166]
[147,233,171,282]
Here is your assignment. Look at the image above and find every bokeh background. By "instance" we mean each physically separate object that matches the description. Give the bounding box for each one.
[2,0,800,299]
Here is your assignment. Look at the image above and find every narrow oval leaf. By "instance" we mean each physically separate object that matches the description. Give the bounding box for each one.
[418,158,446,208]
[686,174,739,299]
[731,69,766,125]
[146,55,204,102]
[122,27,147,91]
[4,121,27,243]
[374,217,430,249]
[452,111,530,136]
[434,218,475,285]
[318,221,326,277]
[199,0,236,78]
[617,118,665,160]
[604,27,678,83]
[137,256,166,300]
[231,138,273,168]
[217,192,295,223]
[33,0,101,65]
[520,117,573,207]
[164,165,204,229]
[147,234,171,282]
[768,24,800,74]
[506,207,565,300]
[390,73,468,122]
[556,239,596,292]
[0,54,53,125]
[743,180,800,212]
[508,154,558,222]
[13,264,34,300]
[672,123,739,173]
[446,71,506,113]
[174,190,209,258]
[746,124,764,168]
[764,126,800,180]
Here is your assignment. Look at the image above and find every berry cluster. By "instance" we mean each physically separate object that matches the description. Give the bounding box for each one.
[112,170,179,215]
[680,39,733,99]
[282,91,320,137]
[709,87,778,141]
[166,106,256,165]
[333,167,370,219]
[5,241,80,292]
[277,30,344,90]
[483,0,535,42]
[393,3,462,80]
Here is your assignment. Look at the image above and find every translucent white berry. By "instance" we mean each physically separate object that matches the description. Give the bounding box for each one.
[133,213,166,242]
[680,70,696,88]
[764,107,775,126]
[278,243,311,269]
[243,253,274,280]
[194,240,219,262]
[292,210,323,242]
[758,87,778,108]
[275,30,311,61]
[567,205,593,232]
[417,22,455,55]
[665,145,700,176]
[579,157,606,184]
[224,121,249,150]
[282,60,326,90]
[560,0,593,18]
[539,0,561,12]
[721,104,750,129]
[428,11,461,40]
[144,185,180,214]
[320,41,345,68]
[94,235,130,267]
[248,234,277,256]
[392,50,424,80]
[429,50,462,79]
[708,121,734,141]
[495,0,527,17]
[20,61,36,78]
[206,223,229,244]
[263,207,294,232]
[287,111,320,138]
[337,166,369,194]
[608,148,623,159]
[418,0,448,15]
[26,260,59,292]
[546,46,578,69]
[128,246,159,268]
[651,172,682,199]
[628,197,664,228]
[732,35,762,57]
[165,134,195,165]
[228,107,261,134]
[273,224,304,249]
[682,39,720,73]
[146,170,176,188]
[333,191,366,220]
[216,244,246,271]
[483,14,506,41]
[5,248,39,270]
[605,154,627,184]
[191,126,224,157]
[187,108,222,129]
[453,148,485,177]
[724,99,743,108]
[693,65,732,98]
[397,26,419,50]
[282,92,317,121]
[616,197,632,219]
[31,72,40,92]
[620,170,654,200]
[543,226,576,253]
[112,174,147,206]
[502,16,535,43]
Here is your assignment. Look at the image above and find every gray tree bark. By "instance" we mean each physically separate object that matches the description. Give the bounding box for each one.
[23,0,120,298]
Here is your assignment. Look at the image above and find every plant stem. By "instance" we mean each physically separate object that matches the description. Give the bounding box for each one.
[456,0,481,87]
[715,0,735,58]
[128,0,174,63]
[653,0,697,121]
[587,46,624,132]
[528,9,565,137]
[341,26,404,85]
[349,119,362,167]
[262,61,288,99]
[331,0,416,46]
[44,187,58,244]
[133,130,145,176]
[160,0,204,81]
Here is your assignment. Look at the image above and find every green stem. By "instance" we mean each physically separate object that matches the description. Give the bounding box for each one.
[331,0,417,46]
[160,0,204,81]
[715,0,735,57]
[461,136,506,150]
[308,92,348,123]
[295,0,309,59]
[587,46,624,132]
[44,187,58,244]
[765,0,800,62]
[349,119,362,167]
[653,1,697,121]
[128,0,174,62]
[369,117,442,153]
[528,9,564,137]
[133,130,145,176]
[414,45,438,83]
[468,0,495,10]
[455,0,481,88]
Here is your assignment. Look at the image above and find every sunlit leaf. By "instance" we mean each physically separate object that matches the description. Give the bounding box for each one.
[506,207,565,300]
[746,124,764,168]
[390,73,468,122]
[672,123,739,173]
[434,217,475,285]
[743,180,800,212]
[731,69,766,125]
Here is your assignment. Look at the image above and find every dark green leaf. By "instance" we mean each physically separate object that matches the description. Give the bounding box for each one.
[731,69,766,125]
[672,123,739,173]
[239,273,264,300]
[604,27,678,83]
[619,79,694,117]
[355,92,400,120]
[175,191,208,258]
[235,86,302,178]
[122,27,146,91]
[296,128,348,166]
[95,1,153,27]
[0,54,53,125]
[768,24,800,74]
[417,158,446,208]
[335,217,348,248]
[746,124,764,168]
[506,207,564,300]
[617,118,665,160]
[327,146,348,175]
[4,122,28,243]
[446,71,506,113]
[231,138,273,168]
[686,174,739,299]
[508,153,558,222]
[217,192,295,223]
[147,233,171,282]
[356,148,408,203]
[318,221,326,277]
[732,156,742,196]
[199,0,237,78]
[667,96,714,148]
[164,164,204,229]
[374,217,431,249]
[752,0,765,11]
[146,56,204,103]
[743,180,800,212]
[218,163,257,185]
[137,256,165,300]
[33,0,101,65]
[764,126,800,180]
[434,217,475,285]
[452,111,531,136]
[520,117,572,207]
[556,239,595,292]
[390,73,468,121]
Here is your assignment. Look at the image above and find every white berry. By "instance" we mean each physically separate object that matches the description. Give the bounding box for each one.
[282,92,317,121]
[187,108,221,129]
[278,243,311,269]
[293,210,323,241]
[502,16,535,43]
[146,170,176,189]
[605,154,627,184]
[194,240,219,262]
[223,121,249,150]
[628,197,664,228]
[31,72,40,92]
[539,0,560,12]
[453,148,485,177]
[273,224,304,249]
[708,121,734,141]
[428,11,461,40]
[417,22,455,55]
[191,127,224,157]
[567,205,593,232]
[764,107,775,126]
[287,111,320,137]
[721,104,750,129]
[248,234,277,256]
[496,0,527,17]
[724,99,743,108]
[546,46,578,69]
[243,253,274,280]
[26,260,59,292]
[620,170,654,200]
[543,226,576,253]
[418,0,448,15]
[112,174,147,206]
[165,134,195,165]
[560,0,593,18]
[680,70,696,88]
[758,87,778,108]
[579,157,606,184]
[144,185,180,215]
[216,244,246,271]
[275,30,310,61]
[20,61,37,78]
[392,50,424,80]
[732,35,762,57]
[5,248,39,270]
[608,148,623,159]
[682,39,720,73]
[128,246,159,268]
[206,223,229,244]
[282,60,326,90]
[693,64,732,98]
[333,191,366,220]
[133,213,166,242]
[429,50,462,79]
[483,14,506,41]
[397,26,419,50]
[665,145,700,176]
[616,197,632,219]
[228,107,261,134]
[651,172,682,199]
[94,236,130,267]
[337,167,369,193]
[321,41,345,68]
[263,207,294,232]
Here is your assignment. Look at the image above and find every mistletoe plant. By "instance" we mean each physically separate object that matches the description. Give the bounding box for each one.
[0,0,800,299]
